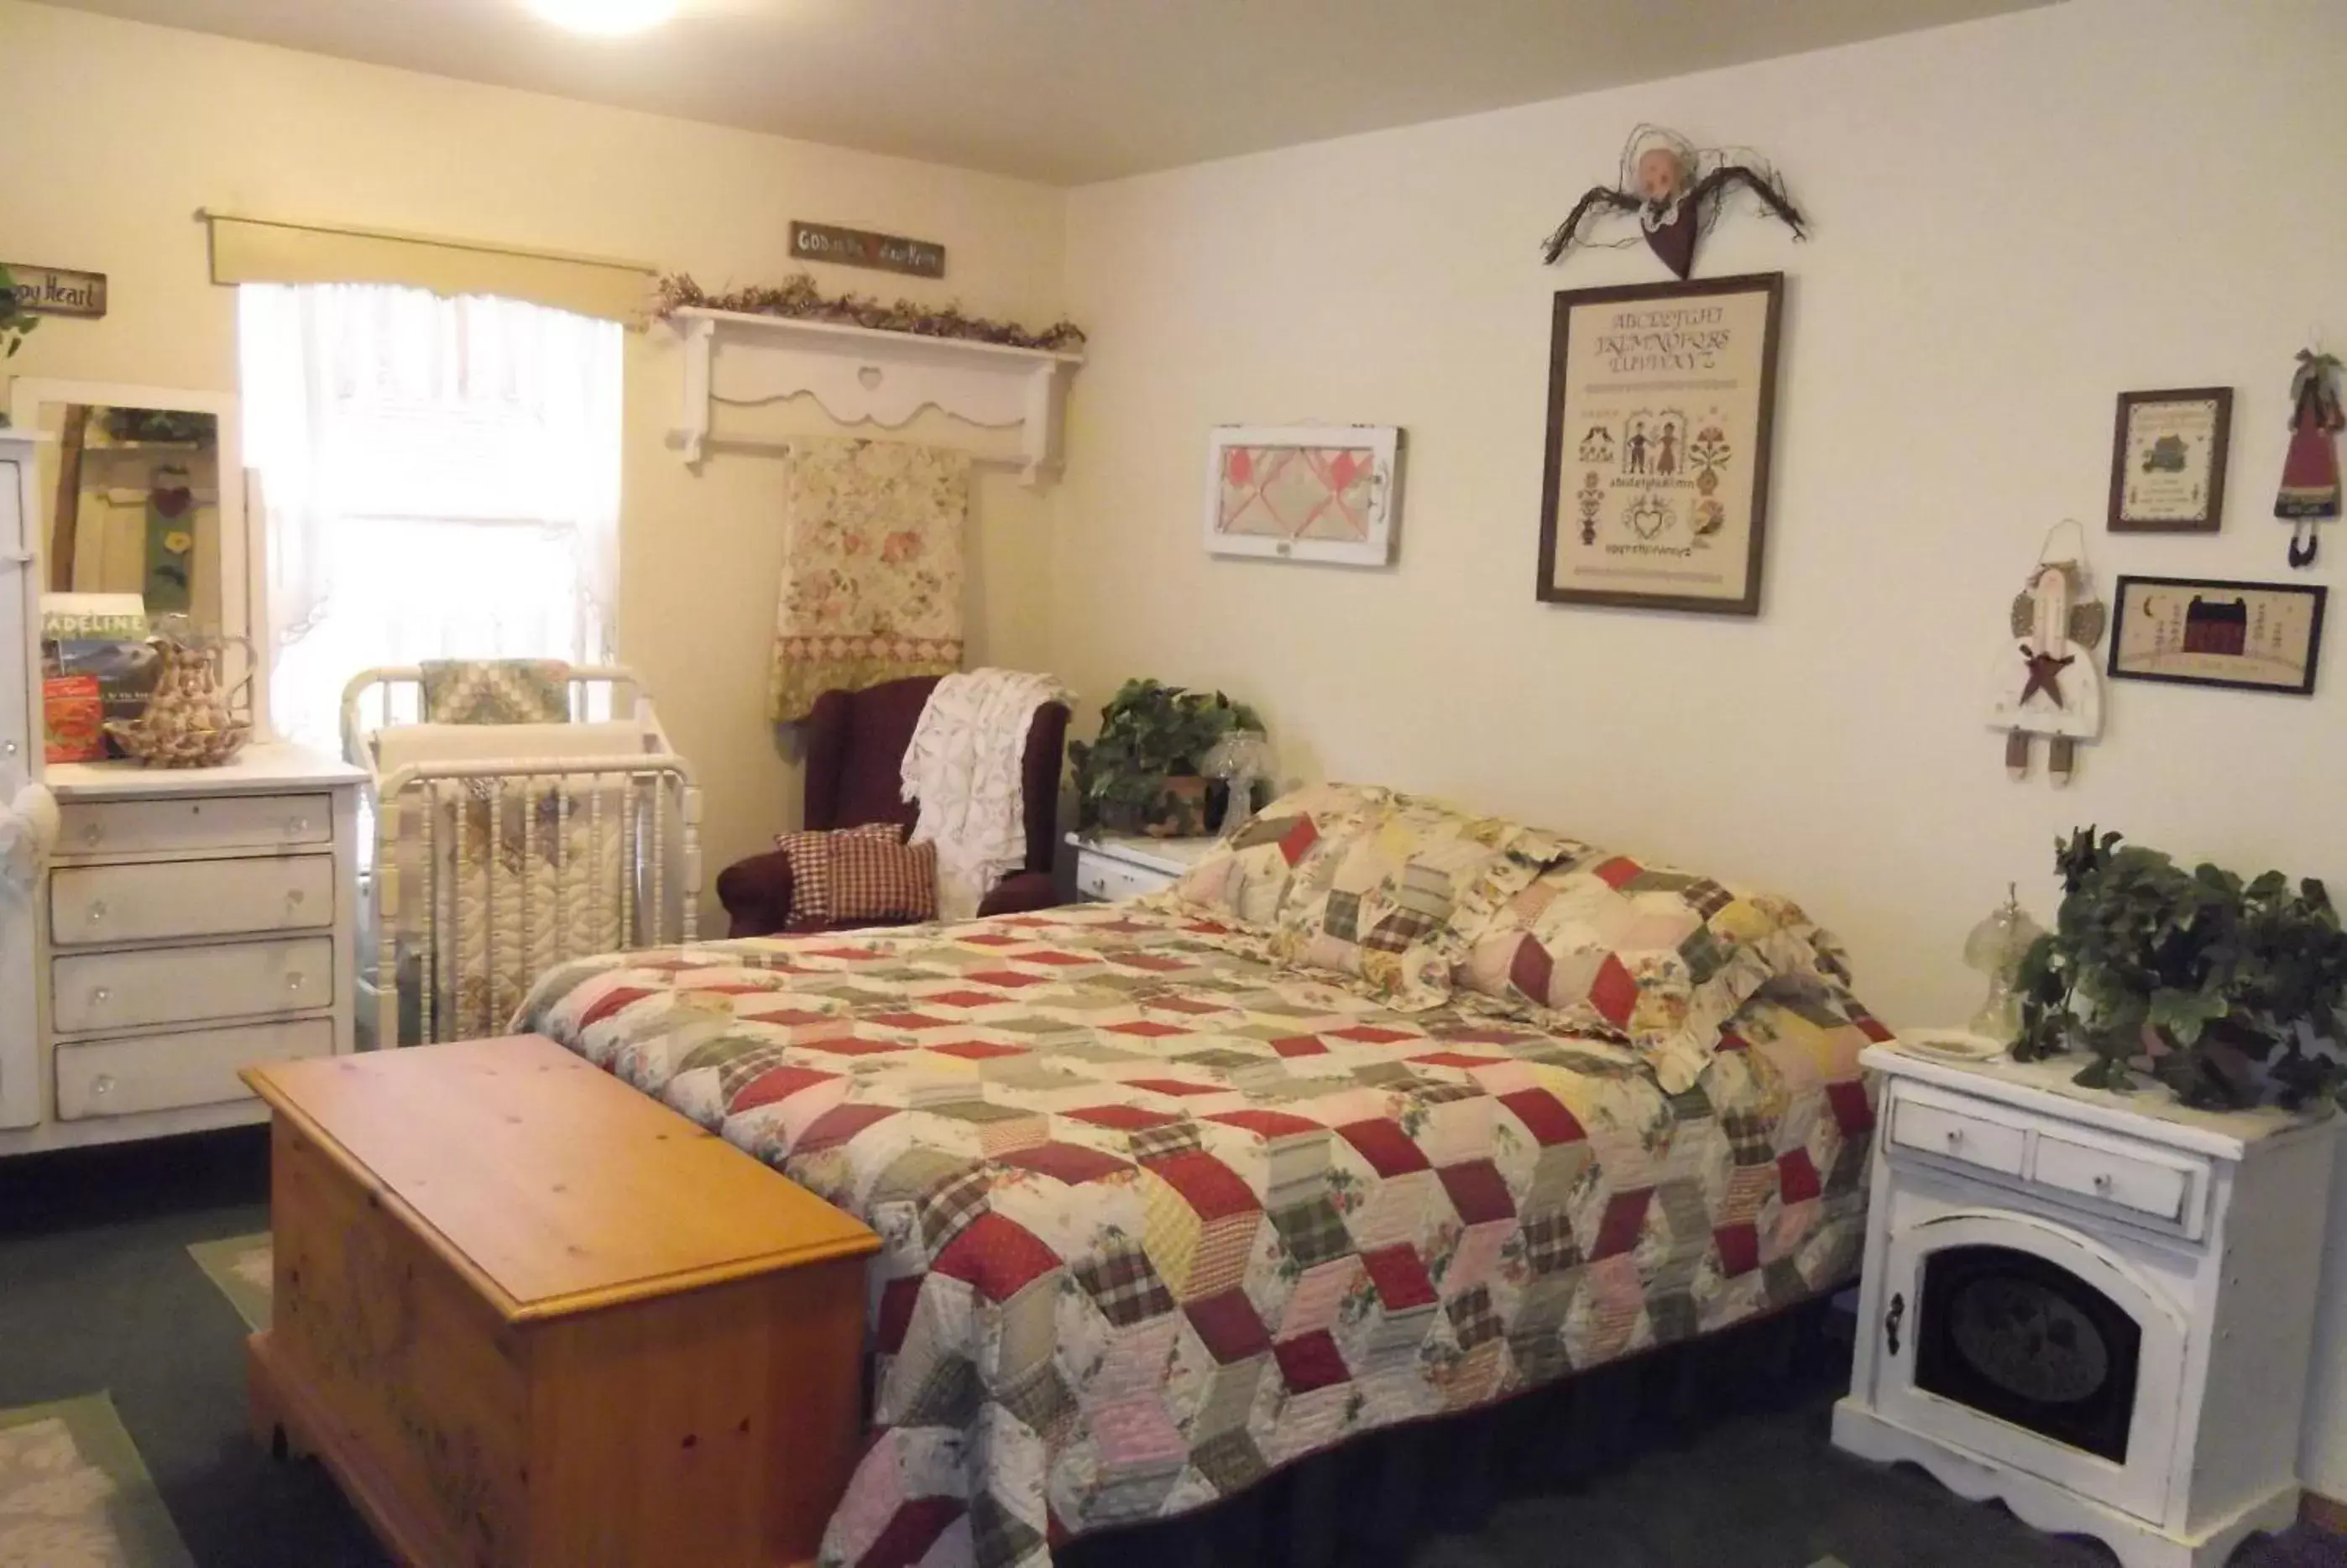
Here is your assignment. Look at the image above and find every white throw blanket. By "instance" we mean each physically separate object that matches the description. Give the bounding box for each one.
[0,781,56,898]
[902,668,1070,920]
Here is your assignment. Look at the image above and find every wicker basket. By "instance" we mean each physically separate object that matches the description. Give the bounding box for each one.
[103,628,255,769]
[103,716,252,768]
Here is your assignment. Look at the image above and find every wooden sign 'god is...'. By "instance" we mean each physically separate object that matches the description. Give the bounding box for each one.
[789,222,945,280]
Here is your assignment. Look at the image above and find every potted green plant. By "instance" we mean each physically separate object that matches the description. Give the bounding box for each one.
[1069,678,1262,838]
[2013,827,2347,1110]
[0,264,37,373]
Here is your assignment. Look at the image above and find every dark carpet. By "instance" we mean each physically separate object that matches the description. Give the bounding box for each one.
[0,1127,2335,1568]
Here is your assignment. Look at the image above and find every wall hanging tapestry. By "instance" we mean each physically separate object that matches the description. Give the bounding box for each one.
[2276,348,2342,567]
[1540,124,1804,280]
[1990,525,2105,786]
[1204,425,1401,566]
[1537,272,1782,615]
[2107,575,2325,696]
[2108,387,2230,534]
[771,436,967,724]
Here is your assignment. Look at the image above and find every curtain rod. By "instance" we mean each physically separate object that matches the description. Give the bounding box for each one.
[194,209,656,278]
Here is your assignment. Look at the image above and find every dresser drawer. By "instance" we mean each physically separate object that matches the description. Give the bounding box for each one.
[2031,1129,2198,1228]
[52,937,334,1035]
[1890,1092,2028,1176]
[58,792,331,858]
[51,855,334,947]
[1074,850,1175,902]
[55,1018,334,1121]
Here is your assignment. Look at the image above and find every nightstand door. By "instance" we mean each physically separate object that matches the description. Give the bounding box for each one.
[1872,1205,2183,1523]
[0,441,38,1130]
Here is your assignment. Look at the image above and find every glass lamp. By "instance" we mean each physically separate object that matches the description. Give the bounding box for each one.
[1200,729,1271,838]
[1963,884,2044,1045]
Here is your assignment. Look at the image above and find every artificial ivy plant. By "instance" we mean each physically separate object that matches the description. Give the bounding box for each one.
[0,264,35,369]
[2012,827,2347,1111]
[1069,678,1262,837]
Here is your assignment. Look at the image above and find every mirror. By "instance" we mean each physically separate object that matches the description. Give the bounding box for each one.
[8,379,262,738]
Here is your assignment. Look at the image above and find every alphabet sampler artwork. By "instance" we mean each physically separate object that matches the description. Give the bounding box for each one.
[1538,272,1782,614]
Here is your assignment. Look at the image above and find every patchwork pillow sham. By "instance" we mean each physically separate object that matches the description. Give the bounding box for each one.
[1172,782,1580,1011]
[1449,845,1848,1094]
[774,821,903,929]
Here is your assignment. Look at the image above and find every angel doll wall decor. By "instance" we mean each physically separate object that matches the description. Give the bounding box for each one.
[1540,124,1806,280]
[2276,347,2342,567]
[1989,529,2107,787]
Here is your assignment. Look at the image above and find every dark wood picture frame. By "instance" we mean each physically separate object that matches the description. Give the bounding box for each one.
[2107,387,2232,534]
[2107,574,2325,696]
[1538,271,1783,616]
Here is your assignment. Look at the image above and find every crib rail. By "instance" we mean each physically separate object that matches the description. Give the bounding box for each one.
[367,753,702,1048]
[340,665,658,763]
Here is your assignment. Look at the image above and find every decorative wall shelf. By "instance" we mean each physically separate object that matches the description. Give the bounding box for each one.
[668,306,1083,486]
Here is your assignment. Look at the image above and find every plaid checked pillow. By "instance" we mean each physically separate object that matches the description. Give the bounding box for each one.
[774,822,903,928]
[1449,849,1850,1094]
[829,833,938,924]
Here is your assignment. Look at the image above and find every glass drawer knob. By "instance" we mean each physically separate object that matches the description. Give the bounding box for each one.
[286,973,305,992]
[2093,1173,2113,1192]
[1945,1128,1963,1146]
[91,987,111,1005]
[285,888,305,906]
[82,823,102,846]
[91,1074,114,1098]
[2,739,16,757]
[86,902,107,924]
[288,818,310,835]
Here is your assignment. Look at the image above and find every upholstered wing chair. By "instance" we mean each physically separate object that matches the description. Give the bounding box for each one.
[716,675,1070,937]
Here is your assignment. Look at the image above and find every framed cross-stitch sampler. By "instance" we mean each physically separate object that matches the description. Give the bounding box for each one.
[1537,271,1784,615]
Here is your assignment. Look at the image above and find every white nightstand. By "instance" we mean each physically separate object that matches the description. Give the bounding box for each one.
[1065,832,1218,902]
[1834,1043,2341,1568]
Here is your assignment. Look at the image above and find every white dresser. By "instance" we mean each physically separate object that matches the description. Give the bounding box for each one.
[0,744,363,1155]
[1066,831,1218,902]
[1834,1044,2340,1568]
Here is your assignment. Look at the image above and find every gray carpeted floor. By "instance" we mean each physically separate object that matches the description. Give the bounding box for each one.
[0,1126,2335,1568]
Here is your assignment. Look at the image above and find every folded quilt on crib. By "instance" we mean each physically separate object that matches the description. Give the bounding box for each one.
[518,899,1883,1568]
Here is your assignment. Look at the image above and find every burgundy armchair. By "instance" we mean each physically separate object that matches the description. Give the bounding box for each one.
[716,674,1071,938]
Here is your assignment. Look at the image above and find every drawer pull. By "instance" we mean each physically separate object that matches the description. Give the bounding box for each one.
[91,986,111,1006]
[86,901,107,926]
[91,1074,115,1100]
[286,888,306,907]
[2093,1173,2113,1193]
[1944,1128,1963,1147]
[287,817,311,836]
[2,739,15,758]
[82,823,103,847]
[286,973,306,994]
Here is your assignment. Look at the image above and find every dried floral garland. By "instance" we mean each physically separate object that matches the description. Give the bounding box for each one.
[656,273,1086,353]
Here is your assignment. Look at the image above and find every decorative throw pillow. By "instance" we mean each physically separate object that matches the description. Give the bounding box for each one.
[830,834,939,925]
[1174,782,1578,1011]
[774,822,903,928]
[1449,846,1848,1094]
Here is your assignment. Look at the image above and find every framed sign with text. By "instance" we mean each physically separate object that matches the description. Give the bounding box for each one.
[2108,387,2231,533]
[1537,271,1783,615]
[5,264,107,317]
[789,222,946,280]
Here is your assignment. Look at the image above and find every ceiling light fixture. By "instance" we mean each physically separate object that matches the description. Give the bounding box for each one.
[525,0,678,36]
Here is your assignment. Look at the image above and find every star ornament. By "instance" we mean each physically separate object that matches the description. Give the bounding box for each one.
[2018,644,2075,708]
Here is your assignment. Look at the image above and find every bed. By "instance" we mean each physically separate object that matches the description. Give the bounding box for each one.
[517,883,1884,1568]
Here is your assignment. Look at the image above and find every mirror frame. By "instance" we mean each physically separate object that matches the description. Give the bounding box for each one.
[8,379,266,741]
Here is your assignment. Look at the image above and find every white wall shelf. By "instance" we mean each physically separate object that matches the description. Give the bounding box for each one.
[668,306,1083,485]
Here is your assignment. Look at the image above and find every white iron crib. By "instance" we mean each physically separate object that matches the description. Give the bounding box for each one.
[342,665,701,1048]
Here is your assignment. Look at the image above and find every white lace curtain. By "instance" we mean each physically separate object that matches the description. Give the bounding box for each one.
[238,282,622,749]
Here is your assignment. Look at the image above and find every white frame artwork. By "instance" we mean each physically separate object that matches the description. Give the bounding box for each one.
[1203,424,1401,567]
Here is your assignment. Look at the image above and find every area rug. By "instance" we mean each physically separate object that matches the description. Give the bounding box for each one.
[0,1393,195,1568]
[186,1233,272,1333]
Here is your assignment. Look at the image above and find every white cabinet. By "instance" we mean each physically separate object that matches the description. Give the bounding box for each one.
[1066,832,1217,902]
[0,744,365,1155]
[0,434,42,1131]
[1834,1045,2339,1568]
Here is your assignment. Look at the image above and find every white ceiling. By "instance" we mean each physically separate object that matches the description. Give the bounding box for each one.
[38,0,2047,184]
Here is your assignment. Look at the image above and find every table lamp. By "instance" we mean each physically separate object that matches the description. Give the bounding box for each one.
[1200,729,1271,838]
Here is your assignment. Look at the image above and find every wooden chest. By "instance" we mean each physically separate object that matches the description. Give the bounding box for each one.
[244,1035,880,1568]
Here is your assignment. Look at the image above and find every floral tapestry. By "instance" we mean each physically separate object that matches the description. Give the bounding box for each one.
[771,436,967,724]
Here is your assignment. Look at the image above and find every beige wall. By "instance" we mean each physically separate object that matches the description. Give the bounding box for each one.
[1058,0,2347,1486]
[0,0,1065,911]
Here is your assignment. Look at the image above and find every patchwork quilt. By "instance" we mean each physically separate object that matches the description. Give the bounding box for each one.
[517,902,1885,1568]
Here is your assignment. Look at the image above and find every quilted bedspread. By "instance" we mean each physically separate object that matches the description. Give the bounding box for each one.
[516,902,1884,1568]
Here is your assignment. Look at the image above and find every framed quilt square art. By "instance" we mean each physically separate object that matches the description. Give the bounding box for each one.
[1205,425,1402,567]
[1538,272,1784,615]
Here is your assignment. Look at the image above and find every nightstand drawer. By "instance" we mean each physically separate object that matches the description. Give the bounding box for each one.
[55,1018,334,1121]
[2032,1131,2195,1225]
[1075,851,1174,902]
[1890,1093,2027,1176]
[52,937,334,1035]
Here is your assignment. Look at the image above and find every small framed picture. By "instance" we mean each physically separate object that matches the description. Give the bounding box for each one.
[1205,425,1402,567]
[2108,387,2232,533]
[2108,575,2325,695]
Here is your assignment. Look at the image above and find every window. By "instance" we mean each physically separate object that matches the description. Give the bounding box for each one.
[238,283,622,750]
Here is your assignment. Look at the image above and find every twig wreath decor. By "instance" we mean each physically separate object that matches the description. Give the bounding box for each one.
[656,272,1088,353]
[1541,124,1805,280]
